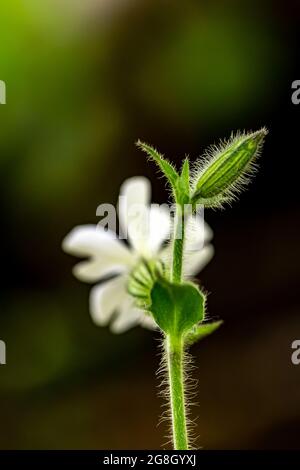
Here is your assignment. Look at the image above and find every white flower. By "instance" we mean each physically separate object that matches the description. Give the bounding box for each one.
[62,176,214,333]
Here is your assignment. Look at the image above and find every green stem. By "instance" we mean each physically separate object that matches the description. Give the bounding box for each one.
[166,334,188,450]
[167,204,188,449]
[171,206,185,283]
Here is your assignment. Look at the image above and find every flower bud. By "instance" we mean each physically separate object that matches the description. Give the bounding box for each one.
[192,128,268,208]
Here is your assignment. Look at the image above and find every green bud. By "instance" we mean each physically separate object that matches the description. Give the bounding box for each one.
[192,128,268,208]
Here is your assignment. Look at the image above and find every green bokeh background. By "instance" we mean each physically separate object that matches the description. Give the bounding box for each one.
[0,0,299,449]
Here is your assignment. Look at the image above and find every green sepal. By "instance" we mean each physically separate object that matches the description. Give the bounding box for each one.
[137,140,192,206]
[136,140,179,189]
[149,278,205,336]
[127,259,164,308]
[176,158,190,205]
[184,320,223,346]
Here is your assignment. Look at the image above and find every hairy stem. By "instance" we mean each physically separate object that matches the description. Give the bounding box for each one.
[171,206,185,283]
[166,204,189,449]
[166,334,188,450]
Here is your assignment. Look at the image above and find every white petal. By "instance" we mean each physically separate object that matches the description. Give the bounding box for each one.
[62,225,134,282]
[118,176,151,239]
[185,215,213,252]
[139,313,158,330]
[118,176,171,256]
[110,296,144,334]
[204,221,214,243]
[146,205,171,254]
[89,275,127,326]
[126,204,171,256]
[184,244,215,277]
[159,244,172,267]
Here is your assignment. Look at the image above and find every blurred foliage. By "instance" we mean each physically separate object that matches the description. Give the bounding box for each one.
[136,6,281,126]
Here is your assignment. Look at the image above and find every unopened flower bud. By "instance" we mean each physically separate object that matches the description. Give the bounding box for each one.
[192,128,268,208]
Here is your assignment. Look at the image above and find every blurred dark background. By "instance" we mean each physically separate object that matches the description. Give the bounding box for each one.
[0,0,300,449]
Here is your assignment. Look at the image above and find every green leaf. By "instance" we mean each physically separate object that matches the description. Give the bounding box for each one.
[136,140,179,189]
[149,278,205,336]
[185,320,223,346]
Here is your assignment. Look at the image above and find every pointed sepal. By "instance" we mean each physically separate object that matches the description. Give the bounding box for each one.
[185,320,223,346]
[136,140,179,189]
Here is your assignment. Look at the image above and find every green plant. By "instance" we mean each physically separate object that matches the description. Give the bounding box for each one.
[63,128,267,449]
[134,128,267,449]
